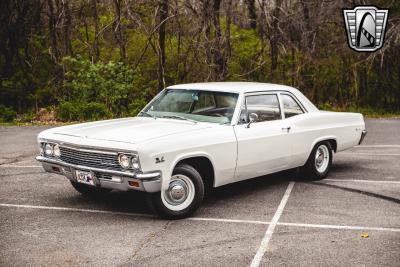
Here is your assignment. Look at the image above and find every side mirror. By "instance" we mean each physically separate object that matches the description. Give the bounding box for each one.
[247,113,258,128]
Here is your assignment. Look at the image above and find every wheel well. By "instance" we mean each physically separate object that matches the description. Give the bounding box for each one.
[325,139,337,152]
[175,157,215,189]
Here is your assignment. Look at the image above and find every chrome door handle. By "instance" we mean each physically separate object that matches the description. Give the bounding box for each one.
[282,126,291,132]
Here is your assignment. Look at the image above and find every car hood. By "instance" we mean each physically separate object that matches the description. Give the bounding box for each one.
[48,117,212,144]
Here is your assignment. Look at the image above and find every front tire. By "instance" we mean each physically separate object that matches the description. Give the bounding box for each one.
[301,141,333,180]
[148,164,204,219]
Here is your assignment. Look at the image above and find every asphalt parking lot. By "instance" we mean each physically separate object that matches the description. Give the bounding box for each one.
[1,119,399,266]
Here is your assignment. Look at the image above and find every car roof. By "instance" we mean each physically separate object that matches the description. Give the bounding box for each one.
[167,82,297,94]
[166,82,319,112]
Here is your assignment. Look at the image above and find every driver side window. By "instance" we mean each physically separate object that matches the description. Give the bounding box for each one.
[240,94,282,123]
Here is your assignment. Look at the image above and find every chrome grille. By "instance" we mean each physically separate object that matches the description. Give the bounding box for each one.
[59,146,126,171]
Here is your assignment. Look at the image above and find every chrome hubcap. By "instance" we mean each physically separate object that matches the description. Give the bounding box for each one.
[167,180,187,203]
[161,174,195,211]
[315,145,329,173]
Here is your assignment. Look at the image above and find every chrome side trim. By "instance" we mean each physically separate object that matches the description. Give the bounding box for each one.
[36,156,161,180]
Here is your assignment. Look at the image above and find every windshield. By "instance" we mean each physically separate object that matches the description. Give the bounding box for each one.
[139,89,239,124]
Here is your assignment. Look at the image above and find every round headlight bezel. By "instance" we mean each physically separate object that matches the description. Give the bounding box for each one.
[131,155,140,170]
[44,143,53,156]
[118,153,140,170]
[118,154,131,169]
[53,144,61,157]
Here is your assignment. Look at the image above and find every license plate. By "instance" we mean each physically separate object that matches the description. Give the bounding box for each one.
[75,170,95,186]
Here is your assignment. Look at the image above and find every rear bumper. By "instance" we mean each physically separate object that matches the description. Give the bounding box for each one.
[359,130,368,145]
[36,156,161,193]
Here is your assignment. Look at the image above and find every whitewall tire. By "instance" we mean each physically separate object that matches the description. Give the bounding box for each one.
[148,164,204,219]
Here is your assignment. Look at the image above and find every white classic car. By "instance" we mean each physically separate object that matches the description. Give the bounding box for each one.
[36,82,367,218]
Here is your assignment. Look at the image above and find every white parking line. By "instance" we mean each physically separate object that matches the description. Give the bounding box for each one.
[250,181,295,267]
[279,222,400,233]
[0,203,155,218]
[340,152,400,156]
[1,202,400,233]
[356,145,400,148]
[189,217,269,225]
[0,164,41,168]
[323,179,400,184]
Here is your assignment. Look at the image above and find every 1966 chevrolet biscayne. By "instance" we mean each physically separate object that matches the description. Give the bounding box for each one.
[36,82,367,218]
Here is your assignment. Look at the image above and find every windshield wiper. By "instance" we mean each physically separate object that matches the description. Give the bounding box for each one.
[139,111,157,119]
[161,115,198,124]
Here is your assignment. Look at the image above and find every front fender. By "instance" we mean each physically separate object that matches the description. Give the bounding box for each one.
[160,151,216,191]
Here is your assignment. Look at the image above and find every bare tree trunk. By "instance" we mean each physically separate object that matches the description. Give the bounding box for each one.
[61,0,72,56]
[270,0,282,73]
[113,0,126,62]
[245,0,257,29]
[92,0,100,62]
[211,0,226,81]
[300,1,312,49]
[225,0,232,60]
[157,0,168,91]
[47,0,59,62]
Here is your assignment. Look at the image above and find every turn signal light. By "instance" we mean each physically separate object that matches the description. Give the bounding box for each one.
[128,180,140,188]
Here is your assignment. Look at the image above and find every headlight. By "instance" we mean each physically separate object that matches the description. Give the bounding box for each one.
[131,155,140,170]
[44,143,53,156]
[118,154,131,169]
[53,144,61,157]
[118,153,140,170]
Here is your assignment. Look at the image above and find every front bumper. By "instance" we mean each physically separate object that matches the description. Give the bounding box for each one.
[36,156,161,193]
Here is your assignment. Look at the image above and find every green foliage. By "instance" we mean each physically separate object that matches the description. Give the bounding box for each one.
[128,98,148,116]
[0,105,17,122]
[1,1,399,122]
[57,102,80,121]
[59,57,148,119]
[17,111,36,123]
[57,101,110,121]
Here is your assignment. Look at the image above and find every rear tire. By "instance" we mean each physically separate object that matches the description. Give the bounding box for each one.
[70,181,111,196]
[301,141,333,180]
[148,164,204,219]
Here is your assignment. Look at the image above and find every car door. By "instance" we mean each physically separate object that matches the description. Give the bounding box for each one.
[233,93,292,181]
[279,92,308,168]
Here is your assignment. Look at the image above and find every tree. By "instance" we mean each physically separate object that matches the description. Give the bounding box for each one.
[157,0,169,91]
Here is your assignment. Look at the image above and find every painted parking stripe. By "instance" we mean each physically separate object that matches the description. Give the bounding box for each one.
[340,152,400,156]
[1,203,399,233]
[0,203,155,218]
[279,222,400,233]
[356,145,400,148]
[250,181,295,267]
[189,217,269,225]
[0,164,41,168]
[323,179,400,184]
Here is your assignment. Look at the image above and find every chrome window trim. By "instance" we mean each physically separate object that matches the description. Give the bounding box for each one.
[237,92,283,125]
[279,92,306,119]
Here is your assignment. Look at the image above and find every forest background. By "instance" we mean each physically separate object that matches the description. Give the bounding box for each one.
[1,0,399,123]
